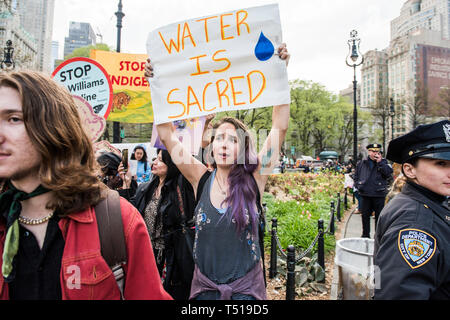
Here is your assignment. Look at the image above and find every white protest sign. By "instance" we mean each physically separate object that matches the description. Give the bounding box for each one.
[52,57,113,119]
[146,4,290,124]
[72,95,106,142]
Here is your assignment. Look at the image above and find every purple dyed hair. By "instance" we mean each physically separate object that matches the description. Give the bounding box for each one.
[210,117,260,235]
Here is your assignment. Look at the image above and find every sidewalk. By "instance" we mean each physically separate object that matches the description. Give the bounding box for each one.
[342,210,376,239]
[330,208,376,299]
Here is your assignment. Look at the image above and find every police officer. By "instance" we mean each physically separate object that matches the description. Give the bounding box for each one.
[374,120,450,300]
[354,143,393,238]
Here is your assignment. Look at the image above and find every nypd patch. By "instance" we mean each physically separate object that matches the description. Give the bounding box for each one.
[398,229,437,269]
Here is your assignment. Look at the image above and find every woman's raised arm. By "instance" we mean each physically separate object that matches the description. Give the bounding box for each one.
[155,122,207,194]
[145,58,207,193]
[253,44,290,194]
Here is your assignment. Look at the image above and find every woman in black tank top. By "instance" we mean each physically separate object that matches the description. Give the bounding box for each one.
[144,44,291,300]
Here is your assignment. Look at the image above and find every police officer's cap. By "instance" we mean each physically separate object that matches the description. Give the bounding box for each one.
[366,143,382,152]
[386,120,450,163]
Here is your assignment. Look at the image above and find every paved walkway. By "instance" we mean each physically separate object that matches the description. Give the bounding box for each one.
[330,208,376,299]
[342,210,376,239]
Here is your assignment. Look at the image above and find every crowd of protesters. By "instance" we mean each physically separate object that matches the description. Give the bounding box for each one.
[0,38,448,301]
[0,44,290,301]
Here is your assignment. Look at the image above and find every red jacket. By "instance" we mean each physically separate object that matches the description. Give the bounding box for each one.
[0,197,173,300]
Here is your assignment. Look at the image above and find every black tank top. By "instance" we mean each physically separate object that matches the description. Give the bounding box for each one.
[193,170,261,285]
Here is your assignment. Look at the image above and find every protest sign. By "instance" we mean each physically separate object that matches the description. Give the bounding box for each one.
[90,50,154,123]
[150,117,206,155]
[73,95,106,142]
[52,57,113,119]
[146,4,290,124]
[93,140,121,158]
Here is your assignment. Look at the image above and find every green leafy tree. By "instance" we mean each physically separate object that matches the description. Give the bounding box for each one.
[63,43,111,60]
[431,87,450,118]
[289,80,332,155]
[288,80,365,159]
[209,79,371,159]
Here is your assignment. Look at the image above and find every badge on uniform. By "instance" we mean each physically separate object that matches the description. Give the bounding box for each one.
[398,229,437,269]
[443,123,450,142]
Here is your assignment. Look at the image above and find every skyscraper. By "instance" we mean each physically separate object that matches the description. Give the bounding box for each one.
[391,0,450,41]
[353,0,450,145]
[359,49,390,151]
[360,50,389,109]
[63,21,96,58]
[51,40,58,70]
[385,0,450,135]
[16,0,55,73]
[388,28,450,135]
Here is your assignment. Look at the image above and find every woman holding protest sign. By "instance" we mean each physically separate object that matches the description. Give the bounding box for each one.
[145,43,290,300]
[132,148,196,300]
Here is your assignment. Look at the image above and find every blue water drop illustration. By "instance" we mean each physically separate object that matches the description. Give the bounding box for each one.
[254,32,275,61]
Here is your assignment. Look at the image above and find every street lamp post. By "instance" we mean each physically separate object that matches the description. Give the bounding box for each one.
[1,40,15,70]
[389,97,395,140]
[346,30,364,164]
[113,0,125,143]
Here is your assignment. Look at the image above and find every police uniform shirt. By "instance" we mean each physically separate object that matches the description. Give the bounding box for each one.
[374,181,450,300]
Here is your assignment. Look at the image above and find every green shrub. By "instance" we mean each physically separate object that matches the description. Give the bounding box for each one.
[262,172,342,256]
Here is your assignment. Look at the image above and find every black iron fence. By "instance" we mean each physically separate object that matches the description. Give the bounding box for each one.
[267,191,349,300]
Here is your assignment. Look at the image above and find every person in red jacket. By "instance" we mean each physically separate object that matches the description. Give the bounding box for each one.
[0,71,172,300]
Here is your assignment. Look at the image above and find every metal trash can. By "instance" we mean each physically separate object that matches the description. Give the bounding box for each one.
[335,238,375,300]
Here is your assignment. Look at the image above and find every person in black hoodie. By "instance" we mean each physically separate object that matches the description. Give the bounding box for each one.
[374,120,450,299]
[354,144,393,237]
[132,149,195,300]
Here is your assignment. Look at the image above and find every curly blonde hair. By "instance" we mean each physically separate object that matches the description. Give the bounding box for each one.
[385,174,407,204]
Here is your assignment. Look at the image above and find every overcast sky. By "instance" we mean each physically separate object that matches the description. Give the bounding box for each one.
[53,0,406,94]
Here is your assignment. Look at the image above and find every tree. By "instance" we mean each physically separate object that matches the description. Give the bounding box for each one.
[288,80,365,158]
[210,79,370,160]
[402,80,428,128]
[63,43,111,60]
[369,90,391,150]
[289,80,334,155]
[334,99,357,161]
[431,87,450,118]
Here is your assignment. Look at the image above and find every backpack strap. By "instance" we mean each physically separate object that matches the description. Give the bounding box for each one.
[196,171,212,205]
[94,189,127,299]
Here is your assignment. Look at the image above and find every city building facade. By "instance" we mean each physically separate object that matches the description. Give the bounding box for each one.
[387,29,450,137]
[415,43,450,105]
[339,83,361,107]
[16,0,55,73]
[0,0,38,70]
[391,0,450,41]
[360,49,390,149]
[361,49,389,109]
[63,21,96,58]
[341,0,450,150]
